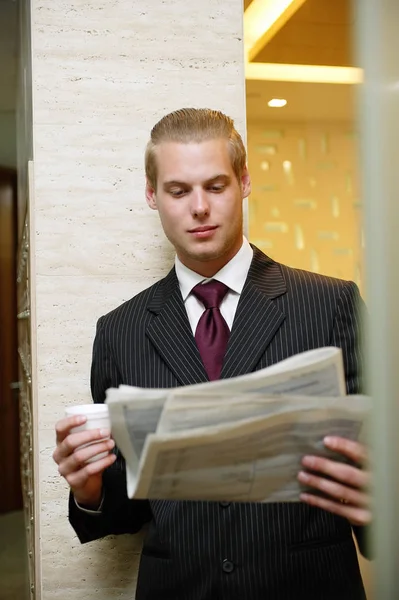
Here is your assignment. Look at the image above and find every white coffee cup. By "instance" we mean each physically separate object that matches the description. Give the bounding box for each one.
[65,404,111,463]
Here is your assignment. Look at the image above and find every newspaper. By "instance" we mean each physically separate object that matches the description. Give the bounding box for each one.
[105,347,370,503]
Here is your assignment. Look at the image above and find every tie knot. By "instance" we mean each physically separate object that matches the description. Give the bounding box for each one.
[192,280,229,309]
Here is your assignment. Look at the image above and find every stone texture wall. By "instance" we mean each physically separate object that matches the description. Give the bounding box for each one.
[29,1,246,597]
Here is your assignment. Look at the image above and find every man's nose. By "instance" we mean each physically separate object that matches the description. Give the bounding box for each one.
[190,190,210,217]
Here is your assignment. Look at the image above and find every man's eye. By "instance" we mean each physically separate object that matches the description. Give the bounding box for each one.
[170,189,185,197]
[209,185,225,192]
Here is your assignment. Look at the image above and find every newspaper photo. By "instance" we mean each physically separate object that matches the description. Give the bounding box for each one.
[105,346,370,503]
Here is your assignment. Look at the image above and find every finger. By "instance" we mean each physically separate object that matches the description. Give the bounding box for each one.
[56,428,111,462]
[323,436,368,465]
[55,415,87,444]
[301,455,371,490]
[66,453,117,490]
[300,492,372,527]
[58,439,115,477]
[298,470,370,508]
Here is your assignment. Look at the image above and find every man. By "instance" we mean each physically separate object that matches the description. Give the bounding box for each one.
[53,108,371,600]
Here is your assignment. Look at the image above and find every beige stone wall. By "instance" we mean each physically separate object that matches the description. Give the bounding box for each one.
[29,1,246,598]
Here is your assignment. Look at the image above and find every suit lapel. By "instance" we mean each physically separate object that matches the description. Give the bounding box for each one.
[221,247,287,379]
[146,247,287,384]
[146,268,208,386]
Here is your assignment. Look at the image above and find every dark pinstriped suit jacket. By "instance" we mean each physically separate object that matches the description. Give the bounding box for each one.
[69,246,368,600]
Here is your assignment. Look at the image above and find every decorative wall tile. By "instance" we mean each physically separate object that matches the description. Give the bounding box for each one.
[298,138,307,159]
[255,144,277,155]
[282,160,294,185]
[262,129,284,139]
[318,230,340,240]
[264,221,289,233]
[270,207,280,218]
[310,249,320,273]
[294,225,305,250]
[333,248,353,256]
[320,132,330,155]
[256,184,278,192]
[331,195,340,218]
[346,172,353,193]
[316,160,336,170]
[294,199,317,209]
[251,239,273,251]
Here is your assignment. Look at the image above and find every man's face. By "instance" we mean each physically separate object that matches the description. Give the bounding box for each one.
[145,138,251,276]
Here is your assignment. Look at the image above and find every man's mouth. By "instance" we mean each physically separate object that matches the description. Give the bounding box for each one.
[188,226,218,233]
[188,225,219,239]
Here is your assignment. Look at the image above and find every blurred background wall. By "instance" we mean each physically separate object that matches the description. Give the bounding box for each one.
[245,0,364,291]
[247,119,362,289]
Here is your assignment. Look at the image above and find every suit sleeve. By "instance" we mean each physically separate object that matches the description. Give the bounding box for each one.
[330,281,372,559]
[68,317,153,544]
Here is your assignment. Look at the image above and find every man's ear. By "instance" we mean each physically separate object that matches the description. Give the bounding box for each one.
[241,165,252,199]
[145,179,158,210]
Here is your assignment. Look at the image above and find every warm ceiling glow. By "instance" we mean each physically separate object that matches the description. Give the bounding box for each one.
[268,98,287,107]
[244,0,307,63]
[246,62,364,84]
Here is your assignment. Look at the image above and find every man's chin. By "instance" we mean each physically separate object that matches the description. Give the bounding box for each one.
[186,243,222,263]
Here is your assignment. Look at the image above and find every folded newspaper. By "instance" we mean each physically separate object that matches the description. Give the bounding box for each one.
[105,347,370,503]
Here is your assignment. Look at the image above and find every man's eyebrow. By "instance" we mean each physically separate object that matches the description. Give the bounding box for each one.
[163,180,187,187]
[204,174,231,184]
[162,174,231,188]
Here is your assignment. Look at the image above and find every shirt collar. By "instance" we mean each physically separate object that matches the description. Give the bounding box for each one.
[175,237,254,301]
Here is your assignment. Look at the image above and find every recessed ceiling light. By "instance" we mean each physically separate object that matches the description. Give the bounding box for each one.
[268,98,287,108]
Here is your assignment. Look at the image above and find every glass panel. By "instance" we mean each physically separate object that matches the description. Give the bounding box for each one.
[244,0,372,595]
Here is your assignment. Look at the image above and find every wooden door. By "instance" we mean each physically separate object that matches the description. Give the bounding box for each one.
[0,167,22,514]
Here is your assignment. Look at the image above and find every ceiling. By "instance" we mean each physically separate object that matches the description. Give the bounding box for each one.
[246,78,356,122]
[245,0,356,123]
[252,0,355,67]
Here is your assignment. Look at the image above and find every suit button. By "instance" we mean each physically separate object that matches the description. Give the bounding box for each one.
[222,559,235,574]
[219,501,230,508]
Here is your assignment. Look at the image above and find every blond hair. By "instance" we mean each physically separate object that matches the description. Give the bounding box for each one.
[145,108,247,190]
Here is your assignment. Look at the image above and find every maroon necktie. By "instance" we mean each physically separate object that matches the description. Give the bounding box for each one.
[191,280,230,381]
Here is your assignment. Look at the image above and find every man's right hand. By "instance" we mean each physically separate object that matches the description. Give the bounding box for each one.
[53,415,117,509]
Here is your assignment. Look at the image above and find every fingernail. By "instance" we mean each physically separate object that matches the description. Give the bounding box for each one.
[298,471,310,482]
[100,428,111,437]
[77,415,86,423]
[324,436,335,447]
[302,456,314,467]
[108,439,115,447]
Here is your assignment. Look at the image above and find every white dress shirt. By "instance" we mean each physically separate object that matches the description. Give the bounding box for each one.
[175,237,254,333]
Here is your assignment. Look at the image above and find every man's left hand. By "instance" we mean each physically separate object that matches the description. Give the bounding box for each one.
[298,436,372,527]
